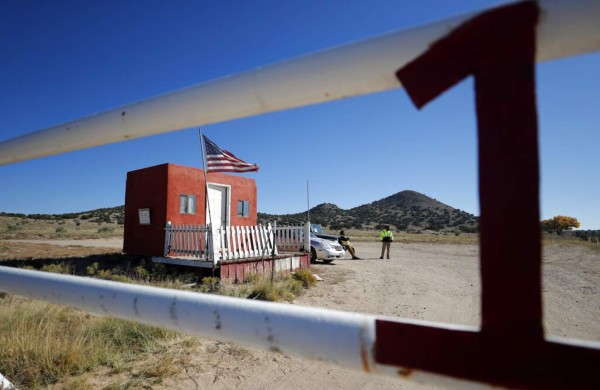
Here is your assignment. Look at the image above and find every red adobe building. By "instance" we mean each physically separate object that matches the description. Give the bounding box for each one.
[123,163,257,256]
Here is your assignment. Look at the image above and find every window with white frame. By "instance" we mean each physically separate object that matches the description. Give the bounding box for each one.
[237,200,250,217]
[179,194,196,214]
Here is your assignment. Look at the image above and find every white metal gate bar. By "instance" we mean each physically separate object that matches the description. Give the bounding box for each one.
[0,0,598,166]
[0,372,16,390]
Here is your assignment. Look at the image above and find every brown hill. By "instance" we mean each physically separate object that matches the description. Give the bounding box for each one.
[258,190,478,232]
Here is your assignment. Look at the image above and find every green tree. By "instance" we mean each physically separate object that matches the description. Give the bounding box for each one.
[541,215,580,235]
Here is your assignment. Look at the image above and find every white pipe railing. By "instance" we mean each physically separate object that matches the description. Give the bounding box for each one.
[0,0,599,166]
[0,372,16,390]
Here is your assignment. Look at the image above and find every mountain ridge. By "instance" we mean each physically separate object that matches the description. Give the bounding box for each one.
[259,190,479,232]
[1,190,479,232]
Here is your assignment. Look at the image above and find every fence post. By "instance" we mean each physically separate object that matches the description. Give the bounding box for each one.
[163,221,172,257]
[304,222,311,254]
[208,223,217,265]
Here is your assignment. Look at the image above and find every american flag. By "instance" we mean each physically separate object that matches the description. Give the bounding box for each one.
[202,135,259,173]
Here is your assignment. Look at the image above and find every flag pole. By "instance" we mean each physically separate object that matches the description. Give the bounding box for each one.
[199,130,213,227]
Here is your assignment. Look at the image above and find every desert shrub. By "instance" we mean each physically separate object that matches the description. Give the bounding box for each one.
[97,226,114,234]
[6,224,21,232]
[41,263,71,274]
[215,280,252,298]
[55,226,67,234]
[134,265,150,280]
[246,274,304,302]
[86,262,99,276]
[99,269,127,282]
[198,276,219,293]
[95,269,114,279]
[107,274,132,283]
[293,269,317,288]
[248,276,281,301]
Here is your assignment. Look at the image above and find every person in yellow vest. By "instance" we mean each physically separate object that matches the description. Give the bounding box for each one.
[379,225,394,259]
[338,230,360,260]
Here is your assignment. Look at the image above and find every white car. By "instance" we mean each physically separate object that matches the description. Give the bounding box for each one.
[310,233,345,264]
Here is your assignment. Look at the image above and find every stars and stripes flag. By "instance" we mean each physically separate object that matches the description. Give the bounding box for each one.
[201,135,259,173]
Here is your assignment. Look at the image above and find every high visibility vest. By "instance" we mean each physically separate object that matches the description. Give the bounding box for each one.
[380,230,393,241]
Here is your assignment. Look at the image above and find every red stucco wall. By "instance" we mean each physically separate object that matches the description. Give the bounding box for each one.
[123,164,169,256]
[124,163,257,256]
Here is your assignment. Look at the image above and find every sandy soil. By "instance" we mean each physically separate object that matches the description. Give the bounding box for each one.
[8,237,124,249]
[29,238,598,389]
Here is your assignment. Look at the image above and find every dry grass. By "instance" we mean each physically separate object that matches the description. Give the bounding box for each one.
[324,228,480,244]
[0,240,120,260]
[542,233,600,251]
[293,269,318,288]
[0,215,123,240]
[0,295,187,389]
[202,272,312,302]
[325,228,600,249]
[0,242,318,388]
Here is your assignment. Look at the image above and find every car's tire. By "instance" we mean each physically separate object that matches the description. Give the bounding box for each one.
[322,259,334,264]
[310,247,317,264]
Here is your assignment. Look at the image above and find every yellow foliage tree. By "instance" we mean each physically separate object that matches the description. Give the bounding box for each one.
[541,215,580,235]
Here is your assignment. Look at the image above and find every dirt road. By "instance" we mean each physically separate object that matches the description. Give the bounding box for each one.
[8,237,123,249]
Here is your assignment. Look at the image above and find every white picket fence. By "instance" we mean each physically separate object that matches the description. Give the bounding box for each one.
[216,224,278,261]
[164,223,211,259]
[274,222,310,253]
[164,222,299,264]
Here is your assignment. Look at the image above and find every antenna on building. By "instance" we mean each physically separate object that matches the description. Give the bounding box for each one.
[306,180,310,224]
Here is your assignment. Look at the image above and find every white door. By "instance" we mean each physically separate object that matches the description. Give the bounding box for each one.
[207,184,229,256]
[207,184,228,228]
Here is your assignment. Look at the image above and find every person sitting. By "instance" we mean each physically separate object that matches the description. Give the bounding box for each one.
[338,230,360,259]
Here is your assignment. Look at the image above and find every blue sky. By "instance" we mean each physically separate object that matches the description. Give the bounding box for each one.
[1,0,598,229]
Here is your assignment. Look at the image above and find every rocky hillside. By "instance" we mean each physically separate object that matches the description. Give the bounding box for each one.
[258,190,478,232]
